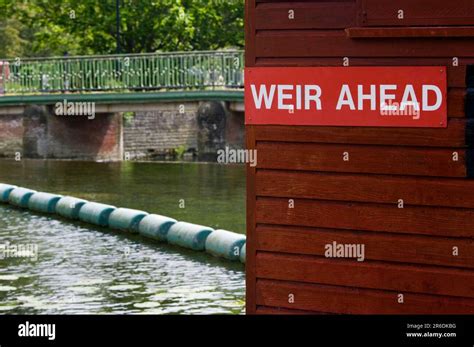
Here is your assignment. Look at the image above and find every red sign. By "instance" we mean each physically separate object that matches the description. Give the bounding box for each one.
[245,67,447,127]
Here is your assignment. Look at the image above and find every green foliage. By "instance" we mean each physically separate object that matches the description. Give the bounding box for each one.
[122,111,135,125]
[0,18,26,58]
[174,145,186,159]
[0,0,244,58]
[0,1,28,58]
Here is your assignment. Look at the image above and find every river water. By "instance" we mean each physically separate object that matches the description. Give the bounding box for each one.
[0,160,246,314]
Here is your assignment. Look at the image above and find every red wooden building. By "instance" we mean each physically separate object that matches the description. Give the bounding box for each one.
[245,0,474,314]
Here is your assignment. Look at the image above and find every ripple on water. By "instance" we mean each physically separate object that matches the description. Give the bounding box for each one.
[0,285,16,291]
[108,284,143,292]
[71,278,112,287]
[69,286,100,294]
[133,302,161,309]
[0,304,19,312]
[0,170,245,315]
[0,275,20,281]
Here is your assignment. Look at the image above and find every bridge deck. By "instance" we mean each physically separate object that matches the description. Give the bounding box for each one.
[0,90,244,107]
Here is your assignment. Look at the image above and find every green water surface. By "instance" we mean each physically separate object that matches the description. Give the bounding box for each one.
[0,160,246,314]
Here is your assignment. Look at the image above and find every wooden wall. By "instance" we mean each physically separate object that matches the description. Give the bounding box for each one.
[245,0,474,314]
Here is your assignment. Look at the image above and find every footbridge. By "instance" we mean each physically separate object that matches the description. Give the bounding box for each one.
[0,51,245,161]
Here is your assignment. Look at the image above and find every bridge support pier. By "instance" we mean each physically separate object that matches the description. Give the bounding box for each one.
[197,101,227,161]
[46,110,122,161]
[0,105,123,161]
[0,114,23,158]
[23,105,49,158]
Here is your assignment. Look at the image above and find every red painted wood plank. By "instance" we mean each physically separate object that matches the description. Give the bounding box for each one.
[256,225,474,269]
[256,252,474,297]
[361,0,474,27]
[257,279,474,314]
[347,27,474,38]
[255,306,328,315]
[256,142,466,178]
[255,197,474,238]
[256,30,474,58]
[448,89,466,117]
[253,118,467,147]
[256,2,356,30]
[245,0,257,67]
[255,170,474,209]
[255,57,470,88]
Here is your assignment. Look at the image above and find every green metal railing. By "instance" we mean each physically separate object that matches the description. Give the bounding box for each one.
[0,51,244,95]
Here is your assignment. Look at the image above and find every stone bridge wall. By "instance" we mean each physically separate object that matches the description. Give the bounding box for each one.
[0,101,244,161]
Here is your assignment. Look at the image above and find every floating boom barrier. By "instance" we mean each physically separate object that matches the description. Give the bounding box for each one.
[0,183,246,264]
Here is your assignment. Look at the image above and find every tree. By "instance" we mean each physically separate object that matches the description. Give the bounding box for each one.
[0,0,244,58]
